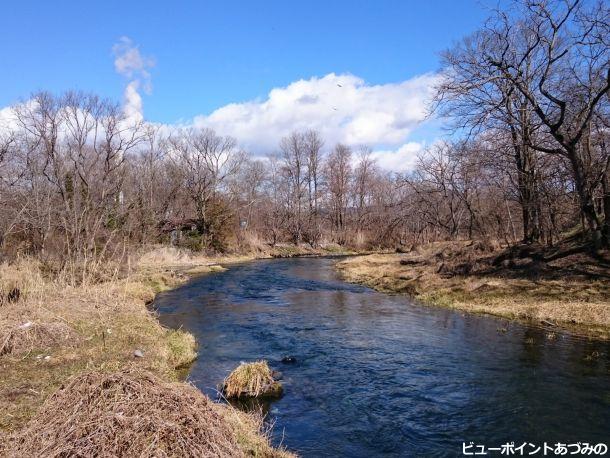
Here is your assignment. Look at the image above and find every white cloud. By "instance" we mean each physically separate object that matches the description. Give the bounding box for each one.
[112,37,154,121]
[0,105,15,131]
[123,81,143,121]
[370,142,424,172]
[192,72,440,160]
[0,67,439,172]
[113,37,154,81]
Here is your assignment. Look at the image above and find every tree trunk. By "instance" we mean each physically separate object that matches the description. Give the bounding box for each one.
[602,167,610,247]
[514,144,541,243]
[567,146,602,249]
[510,106,541,244]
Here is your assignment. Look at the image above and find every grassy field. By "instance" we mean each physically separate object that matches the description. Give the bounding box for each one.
[336,240,610,339]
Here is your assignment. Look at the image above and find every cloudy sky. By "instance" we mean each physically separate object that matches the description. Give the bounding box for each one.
[0,0,496,171]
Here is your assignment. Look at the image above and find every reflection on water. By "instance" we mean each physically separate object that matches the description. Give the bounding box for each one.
[154,257,610,457]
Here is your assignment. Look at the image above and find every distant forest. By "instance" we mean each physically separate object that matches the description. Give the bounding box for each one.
[0,0,608,280]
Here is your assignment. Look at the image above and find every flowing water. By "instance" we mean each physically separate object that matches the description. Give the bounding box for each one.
[154,257,610,457]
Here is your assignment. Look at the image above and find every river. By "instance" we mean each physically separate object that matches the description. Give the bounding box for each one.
[154,257,610,457]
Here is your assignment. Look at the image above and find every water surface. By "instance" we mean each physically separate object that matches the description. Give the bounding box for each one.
[154,257,610,457]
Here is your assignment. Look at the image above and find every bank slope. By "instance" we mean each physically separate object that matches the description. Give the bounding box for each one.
[336,241,610,339]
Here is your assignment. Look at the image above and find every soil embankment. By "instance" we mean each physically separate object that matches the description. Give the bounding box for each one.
[336,239,610,338]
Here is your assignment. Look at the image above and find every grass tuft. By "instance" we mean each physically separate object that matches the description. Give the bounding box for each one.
[166,329,198,369]
[0,258,45,305]
[223,361,283,399]
[0,321,80,357]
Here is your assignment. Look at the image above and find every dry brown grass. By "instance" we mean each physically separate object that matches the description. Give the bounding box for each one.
[223,361,283,399]
[0,268,196,432]
[216,402,294,457]
[336,241,610,338]
[0,367,293,458]
[0,251,294,456]
[136,242,362,272]
[0,321,80,357]
[137,246,260,270]
[0,259,45,306]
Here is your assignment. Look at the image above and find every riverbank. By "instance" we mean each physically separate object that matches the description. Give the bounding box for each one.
[336,240,610,339]
[0,246,306,456]
[136,242,361,280]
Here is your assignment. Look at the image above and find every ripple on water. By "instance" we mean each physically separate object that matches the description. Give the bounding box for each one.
[154,257,610,457]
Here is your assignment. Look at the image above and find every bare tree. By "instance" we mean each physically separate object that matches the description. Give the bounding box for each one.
[165,127,243,249]
[436,25,544,243]
[279,132,307,244]
[353,146,378,237]
[261,154,289,246]
[325,143,352,243]
[303,130,324,246]
[482,0,610,246]
[9,91,145,282]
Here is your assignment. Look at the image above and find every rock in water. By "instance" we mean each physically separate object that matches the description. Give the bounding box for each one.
[272,370,283,380]
[281,356,296,364]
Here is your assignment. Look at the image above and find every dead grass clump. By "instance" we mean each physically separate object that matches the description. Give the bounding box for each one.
[239,232,269,254]
[215,405,295,458]
[223,361,283,399]
[0,321,79,357]
[3,368,245,458]
[0,259,45,305]
[137,246,194,266]
[122,269,185,303]
[166,329,198,369]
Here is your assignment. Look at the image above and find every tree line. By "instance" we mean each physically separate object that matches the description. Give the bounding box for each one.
[0,0,607,282]
[0,93,405,281]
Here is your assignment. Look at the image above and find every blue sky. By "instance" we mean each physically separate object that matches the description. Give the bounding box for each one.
[1,0,495,169]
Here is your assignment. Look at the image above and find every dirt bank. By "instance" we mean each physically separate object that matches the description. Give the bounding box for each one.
[336,240,610,339]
